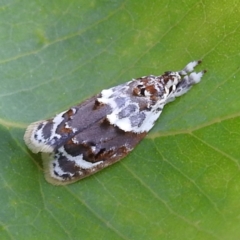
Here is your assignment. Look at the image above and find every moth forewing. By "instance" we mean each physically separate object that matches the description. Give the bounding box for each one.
[24,60,206,185]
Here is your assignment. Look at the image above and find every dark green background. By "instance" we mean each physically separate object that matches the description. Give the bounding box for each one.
[0,0,239,239]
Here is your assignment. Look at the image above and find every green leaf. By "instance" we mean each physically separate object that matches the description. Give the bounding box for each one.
[1,0,240,239]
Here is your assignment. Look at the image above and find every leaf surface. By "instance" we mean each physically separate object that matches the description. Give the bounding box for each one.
[0,0,240,239]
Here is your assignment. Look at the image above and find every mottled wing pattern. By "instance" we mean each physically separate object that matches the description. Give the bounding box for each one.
[24,60,206,185]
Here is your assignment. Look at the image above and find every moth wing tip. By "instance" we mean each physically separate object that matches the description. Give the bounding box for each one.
[24,120,54,153]
[42,153,79,186]
[41,153,64,185]
[24,121,43,153]
[44,171,68,185]
[44,171,79,186]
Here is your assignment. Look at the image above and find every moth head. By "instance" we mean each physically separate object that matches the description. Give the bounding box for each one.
[163,71,181,93]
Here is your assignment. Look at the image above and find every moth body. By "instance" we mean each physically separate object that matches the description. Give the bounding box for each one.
[24,60,206,185]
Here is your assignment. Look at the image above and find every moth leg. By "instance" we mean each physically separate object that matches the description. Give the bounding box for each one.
[176,61,206,96]
[176,70,206,96]
[165,61,206,103]
[179,60,201,75]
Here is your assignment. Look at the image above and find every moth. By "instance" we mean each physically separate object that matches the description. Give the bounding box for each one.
[24,60,206,185]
